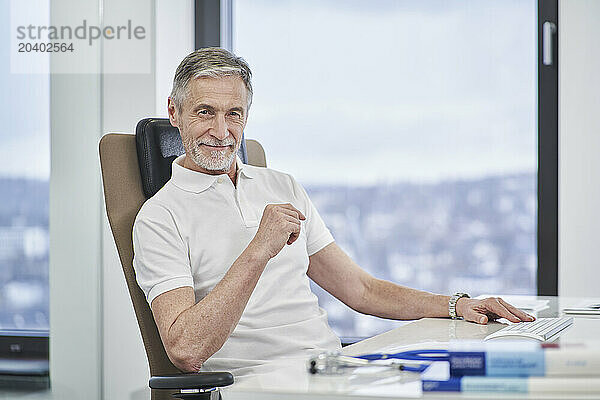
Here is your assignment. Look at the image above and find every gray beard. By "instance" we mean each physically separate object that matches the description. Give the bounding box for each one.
[192,148,236,171]
[184,136,237,171]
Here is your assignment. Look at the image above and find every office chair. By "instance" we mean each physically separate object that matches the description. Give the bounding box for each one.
[99,118,267,400]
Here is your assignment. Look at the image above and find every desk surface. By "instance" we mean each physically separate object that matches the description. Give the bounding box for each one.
[4,296,599,400]
[224,296,600,400]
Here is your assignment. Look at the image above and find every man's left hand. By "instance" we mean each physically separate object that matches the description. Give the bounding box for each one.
[456,297,535,324]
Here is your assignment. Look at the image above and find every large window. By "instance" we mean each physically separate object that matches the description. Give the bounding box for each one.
[231,0,539,338]
[0,0,50,332]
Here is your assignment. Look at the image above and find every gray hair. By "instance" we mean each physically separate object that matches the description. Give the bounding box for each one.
[170,47,253,112]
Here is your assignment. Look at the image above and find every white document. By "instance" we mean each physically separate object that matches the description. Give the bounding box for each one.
[350,375,422,398]
[371,341,450,355]
[562,301,600,315]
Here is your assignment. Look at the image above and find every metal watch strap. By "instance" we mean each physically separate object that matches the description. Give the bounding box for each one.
[449,292,470,319]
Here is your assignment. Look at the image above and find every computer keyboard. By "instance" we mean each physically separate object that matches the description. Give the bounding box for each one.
[484,317,573,341]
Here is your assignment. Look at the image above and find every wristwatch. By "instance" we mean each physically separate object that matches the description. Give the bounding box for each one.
[449,292,470,319]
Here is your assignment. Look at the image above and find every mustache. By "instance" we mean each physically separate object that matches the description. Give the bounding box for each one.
[197,137,236,147]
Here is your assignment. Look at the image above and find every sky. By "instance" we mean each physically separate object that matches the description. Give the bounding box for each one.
[0,0,536,183]
[233,0,537,185]
[0,0,50,180]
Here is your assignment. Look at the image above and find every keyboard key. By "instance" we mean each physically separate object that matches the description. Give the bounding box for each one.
[484,317,573,341]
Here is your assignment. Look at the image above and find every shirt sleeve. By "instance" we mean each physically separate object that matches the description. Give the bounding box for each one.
[132,201,193,306]
[289,176,335,256]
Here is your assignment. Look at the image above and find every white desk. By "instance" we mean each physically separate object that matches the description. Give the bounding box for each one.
[224,296,600,400]
[4,296,598,400]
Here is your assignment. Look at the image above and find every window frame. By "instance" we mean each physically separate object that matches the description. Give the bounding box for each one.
[537,0,559,296]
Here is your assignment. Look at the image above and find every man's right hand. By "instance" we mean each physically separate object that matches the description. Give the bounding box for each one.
[250,203,306,260]
[152,203,306,372]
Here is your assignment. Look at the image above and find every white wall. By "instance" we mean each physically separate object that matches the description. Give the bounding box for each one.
[49,0,103,398]
[559,0,600,297]
[155,0,195,116]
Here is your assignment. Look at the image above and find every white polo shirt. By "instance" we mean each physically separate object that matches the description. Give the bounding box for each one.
[132,155,341,375]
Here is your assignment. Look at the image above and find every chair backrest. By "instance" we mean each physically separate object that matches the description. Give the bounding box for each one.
[136,118,254,198]
[99,120,266,400]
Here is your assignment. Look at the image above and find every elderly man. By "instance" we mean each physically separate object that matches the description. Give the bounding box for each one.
[133,47,534,376]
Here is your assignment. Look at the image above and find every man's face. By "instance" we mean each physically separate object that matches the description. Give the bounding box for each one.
[168,76,248,175]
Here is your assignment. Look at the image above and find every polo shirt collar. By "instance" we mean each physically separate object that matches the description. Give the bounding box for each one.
[171,154,254,193]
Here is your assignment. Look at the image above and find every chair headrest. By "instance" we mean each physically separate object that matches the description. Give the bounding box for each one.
[135,118,248,199]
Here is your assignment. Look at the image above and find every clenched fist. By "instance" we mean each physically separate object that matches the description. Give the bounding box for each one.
[250,203,306,260]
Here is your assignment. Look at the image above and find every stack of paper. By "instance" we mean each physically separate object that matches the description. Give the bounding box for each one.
[421,341,600,394]
[422,361,600,394]
[562,301,600,315]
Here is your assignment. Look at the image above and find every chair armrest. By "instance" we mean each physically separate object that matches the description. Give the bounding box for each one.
[149,372,234,390]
